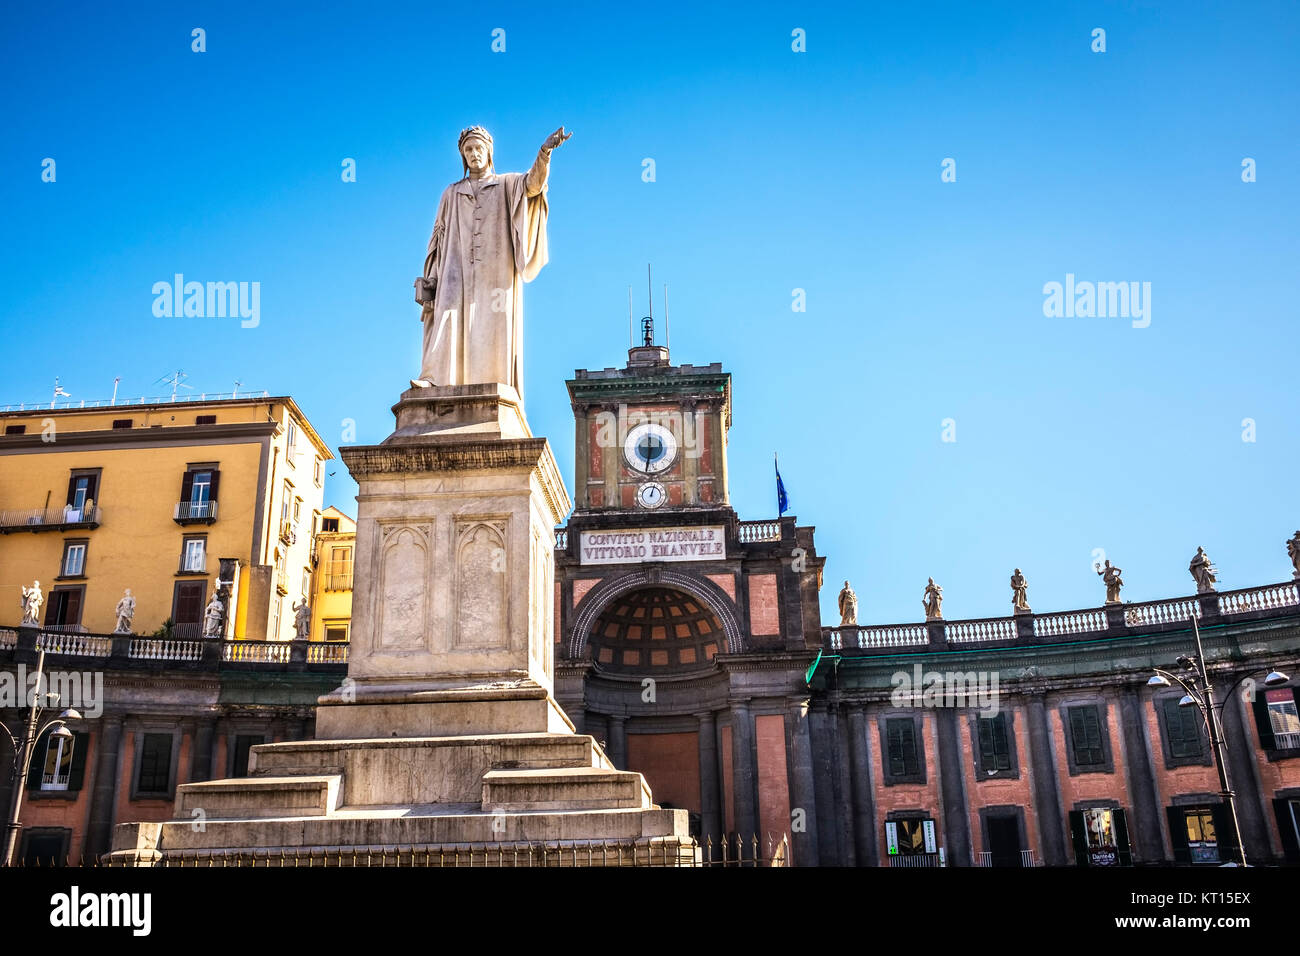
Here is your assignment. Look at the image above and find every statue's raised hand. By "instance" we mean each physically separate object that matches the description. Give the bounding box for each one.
[541,126,572,152]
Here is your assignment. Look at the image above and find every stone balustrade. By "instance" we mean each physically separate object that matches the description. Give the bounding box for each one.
[0,627,348,671]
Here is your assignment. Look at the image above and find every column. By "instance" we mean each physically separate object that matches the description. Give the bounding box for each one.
[1220,677,1272,862]
[84,715,124,863]
[830,703,857,866]
[808,701,840,866]
[936,708,972,866]
[1119,686,1164,863]
[785,698,821,867]
[607,714,627,770]
[696,711,722,858]
[729,698,757,846]
[190,718,216,783]
[1026,694,1068,865]
[846,704,877,867]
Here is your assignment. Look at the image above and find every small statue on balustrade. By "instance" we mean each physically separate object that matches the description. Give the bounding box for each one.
[1189,547,1218,593]
[293,599,312,641]
[1287,531,1300,580]
[20,580,43,626]
[201,592,225,639]
[1010,569,1031,613]
[1098,560,1124,604]
[114,589,136,634]
[838,580,858,626]
[922,577,943,621]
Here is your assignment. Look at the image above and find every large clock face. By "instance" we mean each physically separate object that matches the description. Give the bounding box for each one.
[623,422,678,475]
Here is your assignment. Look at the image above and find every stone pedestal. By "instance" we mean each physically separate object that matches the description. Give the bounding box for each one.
[106,384,696,867]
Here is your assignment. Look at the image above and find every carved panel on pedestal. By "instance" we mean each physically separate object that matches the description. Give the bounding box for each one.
[377,524,432,649]
[454,519,509,649]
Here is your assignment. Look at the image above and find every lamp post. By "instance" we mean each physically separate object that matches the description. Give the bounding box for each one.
[0,648,82,867]
[1148,615,1290,867]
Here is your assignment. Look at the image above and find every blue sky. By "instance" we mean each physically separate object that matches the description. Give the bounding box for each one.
[2,1,1297,624]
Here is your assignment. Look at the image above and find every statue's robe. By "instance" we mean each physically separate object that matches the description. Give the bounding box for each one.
[418,156,549,397]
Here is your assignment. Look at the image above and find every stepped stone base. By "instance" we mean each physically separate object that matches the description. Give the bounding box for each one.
[106,725,694,867]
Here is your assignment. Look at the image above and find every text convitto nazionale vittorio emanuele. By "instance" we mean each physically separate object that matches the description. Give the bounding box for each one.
[579,527,724,564]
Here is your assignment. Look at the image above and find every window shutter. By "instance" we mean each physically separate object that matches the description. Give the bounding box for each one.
[1210,802,1239,861]
[1273,799,1300,864]
[26,727,52,790]
[85,473,98,502]
[1113,809,1132,866]
[884,821,898,856]
[1166,806,1190,864]
[180,470,194,503]
[1252,693,1276,750]
[922,819,937,854]
[978,718,993,769]
[209,470,221,502]
[1068,811,1089,866]
[67,730,89,791]
[43,592,58,626]
[64,589,81,626]
[65,476,77,506]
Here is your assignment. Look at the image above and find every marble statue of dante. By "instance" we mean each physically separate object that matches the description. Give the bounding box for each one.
[1189,546,1217,593]
[923,577,943,621]
[1287,531,1300,579]
[1099,560,1123,604]
[1010,569,1030,611]
[114,589,136,634]
[20,580,43,625]
[411,125,572,397]
[202,593,225,639]
[837,581,858,626]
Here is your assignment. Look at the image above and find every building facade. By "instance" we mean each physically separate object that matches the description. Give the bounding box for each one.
[0,393,333,643]
[309,506,355,644]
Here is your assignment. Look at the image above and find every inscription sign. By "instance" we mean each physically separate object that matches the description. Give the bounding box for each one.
[579,525,725,565]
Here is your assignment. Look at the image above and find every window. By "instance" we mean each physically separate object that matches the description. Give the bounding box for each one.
[322,516,340,533]
[978,714,1012,772]
[195,414,217,425]
[65,471,99,519]
[20,829,70,867]
[112,419,133,429]
[171,581,206,638]
[293,497,302,522]
[270,594,283,639]
[1184,808,1219,863]
[181,536,206,573]
[5,424,26,435]
[41,733,75,790]
[301,568,311,600]
[313,456,323,486]
[1083,809,1113,848]
[281,480,293,526]
[1267,692,1300,750]
[286,421,299,463]
[136,733,173,795]
[1162,697,1205,760]
[42,587,83,628]
[886,718,918,777]
[324,623,349,642]
[1068,806,1132,866]
[1068,705,1106,768]
[60,541,87,577]
[885,818,936,858]
[327,546,353,590]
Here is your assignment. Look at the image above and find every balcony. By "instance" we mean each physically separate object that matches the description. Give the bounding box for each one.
[279,520,296,545]
[275,567,288,595]
[325,562,353,591]
[174,500,219,525]
[0,504,101,534]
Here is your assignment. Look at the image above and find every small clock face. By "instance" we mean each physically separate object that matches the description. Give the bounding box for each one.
[636,482,667,509]
[624,423,678,475]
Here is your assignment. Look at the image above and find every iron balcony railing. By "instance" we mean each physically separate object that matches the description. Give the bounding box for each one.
[174,500,218,522]
[0,504,101,532]
[977,849,1038,867]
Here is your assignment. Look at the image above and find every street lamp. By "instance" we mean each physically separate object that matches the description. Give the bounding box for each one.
[0,648,82,867]
[1147,616,1290,867]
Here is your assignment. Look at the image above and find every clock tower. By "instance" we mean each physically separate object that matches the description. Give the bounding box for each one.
[567,317,731,514]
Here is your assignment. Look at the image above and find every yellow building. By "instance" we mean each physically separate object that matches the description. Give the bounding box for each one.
[0,392,332,641]
[309,505,355,643]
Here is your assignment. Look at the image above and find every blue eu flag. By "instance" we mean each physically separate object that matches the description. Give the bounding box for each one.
[775,455,789,516]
